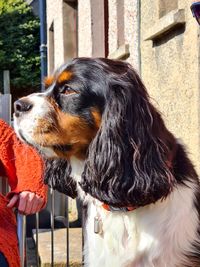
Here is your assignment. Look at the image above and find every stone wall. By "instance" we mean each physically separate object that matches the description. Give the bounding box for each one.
[141,0,200,172]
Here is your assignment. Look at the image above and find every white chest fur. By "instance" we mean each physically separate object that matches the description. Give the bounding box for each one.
[85,184,198,267]
[70,158,199,267]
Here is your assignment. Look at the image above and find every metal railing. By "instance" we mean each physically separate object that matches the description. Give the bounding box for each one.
[17,214,26,267]
[17,190,72,267]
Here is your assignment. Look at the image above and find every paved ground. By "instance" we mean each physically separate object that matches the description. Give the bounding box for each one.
[26,228,82,267]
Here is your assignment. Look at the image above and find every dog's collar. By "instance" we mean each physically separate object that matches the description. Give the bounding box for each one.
[94,203,136,234]
[102,203,136,212]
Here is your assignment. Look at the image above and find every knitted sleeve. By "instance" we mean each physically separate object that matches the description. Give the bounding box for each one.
[0,120,47,205]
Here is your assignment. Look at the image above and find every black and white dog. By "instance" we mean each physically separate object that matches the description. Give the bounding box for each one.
[14,58,200,267]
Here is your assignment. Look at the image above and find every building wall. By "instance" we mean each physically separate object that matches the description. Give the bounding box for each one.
[108,0,118,56]
[78,0,140,71]
[46,0,78,74]
[140,0,200,172]
[107,0,140,71]
[47,0,140,69]
[78,0,92,57]
[124,0,140,71]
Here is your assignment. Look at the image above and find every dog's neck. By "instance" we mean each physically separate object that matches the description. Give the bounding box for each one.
[69,156,90,201]
[69,156,138,211]
[70,156,85,183]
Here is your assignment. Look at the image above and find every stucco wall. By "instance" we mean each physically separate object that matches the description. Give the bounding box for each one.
[124,0,140,72]
[141,0,200,172]
[108,0,118,55]
[108,0,140,71]
[78,0,92,57]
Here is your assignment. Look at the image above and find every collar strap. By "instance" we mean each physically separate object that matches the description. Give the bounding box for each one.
[102,203,136,212]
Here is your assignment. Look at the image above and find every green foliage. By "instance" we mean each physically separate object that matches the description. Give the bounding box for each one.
[0,0,40,93]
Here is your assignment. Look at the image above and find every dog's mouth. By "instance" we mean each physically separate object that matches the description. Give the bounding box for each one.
[17,129,44,150]
[18,129,33,146]
[16,128,68,158]
[52,144,73,152]
[19,129,72,152]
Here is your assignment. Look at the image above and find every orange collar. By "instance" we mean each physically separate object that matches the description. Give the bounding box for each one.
[102,203,136,212]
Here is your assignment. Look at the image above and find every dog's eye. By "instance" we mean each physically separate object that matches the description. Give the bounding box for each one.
[60,85,76,95]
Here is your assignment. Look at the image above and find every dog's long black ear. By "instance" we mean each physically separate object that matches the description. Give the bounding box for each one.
[81,61,175,207]
[44,159,77,198]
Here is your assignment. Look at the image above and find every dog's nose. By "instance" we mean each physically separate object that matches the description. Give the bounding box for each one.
[14,99,33,117]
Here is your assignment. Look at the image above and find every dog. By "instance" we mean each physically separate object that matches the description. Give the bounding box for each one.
[14,58,200,267]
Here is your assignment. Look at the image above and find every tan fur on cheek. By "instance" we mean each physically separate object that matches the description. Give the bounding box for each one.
[57,111,98,145]
[32,105,99,159]
[34,118,57,134]
[52,111,99,159]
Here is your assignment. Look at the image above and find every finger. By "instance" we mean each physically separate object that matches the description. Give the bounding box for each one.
[7,194,19,208]
[23,192,35,215]
[18,191,30,214]
[30,196,44,214]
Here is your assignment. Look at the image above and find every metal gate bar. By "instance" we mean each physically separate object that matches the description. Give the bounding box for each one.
[50,191,70,267]
[50,188,55,267]
[66,197,69,267]
[35,213,39,267]
[17,214,26,267]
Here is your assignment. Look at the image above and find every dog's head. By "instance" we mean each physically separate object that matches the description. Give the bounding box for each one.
[14,57,176,207]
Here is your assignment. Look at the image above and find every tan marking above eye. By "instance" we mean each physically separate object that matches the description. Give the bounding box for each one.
[58,71,73,83]
[44,71,73,88]
[44,76,55,87]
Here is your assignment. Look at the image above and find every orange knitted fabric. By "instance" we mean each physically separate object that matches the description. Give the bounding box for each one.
[0,119,47,267]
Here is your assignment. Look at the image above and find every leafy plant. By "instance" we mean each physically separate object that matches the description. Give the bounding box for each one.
[0,0,40,96]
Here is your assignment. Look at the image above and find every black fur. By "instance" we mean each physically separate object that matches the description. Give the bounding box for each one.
[44,158,77,198]
[77,58,176,207]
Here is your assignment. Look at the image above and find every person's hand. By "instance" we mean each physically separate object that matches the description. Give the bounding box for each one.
[7,191,45,215]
